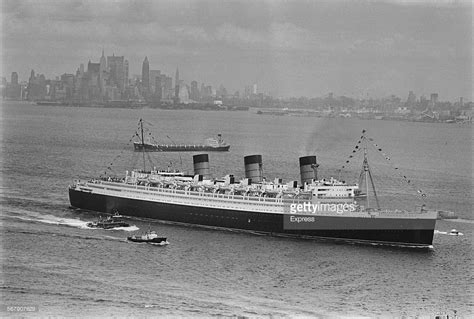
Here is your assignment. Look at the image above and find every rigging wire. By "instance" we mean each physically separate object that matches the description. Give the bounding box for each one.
[166,135,183,170]
[336,129,427,200]
[100,131,139,178]
[337,133,365,179]
[365,136,427,200]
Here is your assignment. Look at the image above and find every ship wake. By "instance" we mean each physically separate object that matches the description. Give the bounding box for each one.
[434,230,464,236]
[104,225,139,232]
[4,208,90,229]
[443,218,474,224]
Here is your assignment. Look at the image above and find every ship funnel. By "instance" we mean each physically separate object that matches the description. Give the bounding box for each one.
[193,154,210,180]
[244,155,263,183]
[299,156,318,185]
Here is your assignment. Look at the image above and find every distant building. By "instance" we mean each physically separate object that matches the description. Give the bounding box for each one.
[149,70,161,94]
[5,72,21,99]
[61,73,75,100]
[107,54,125,93]
[163,76,173,100]
[200,84,213,101]
[99,50,107,96]
[153,75,162,102]
[174,67,180,102]
[178,82,189,103]
[124,59,129,86]
[11,72,18,85]
[106,86,121,100]
[406,90,416,108]
[88,61,100,73]
[190,80,200,101]
[26,70,47,101]
[141,56,149,96]
[87,61,101,100]
[217,84,227,98]
[244,85,252,98]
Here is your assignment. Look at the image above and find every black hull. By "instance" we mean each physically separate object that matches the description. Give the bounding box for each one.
[69,189,435,247]
[127,237,167,243]
[133,142,230,152]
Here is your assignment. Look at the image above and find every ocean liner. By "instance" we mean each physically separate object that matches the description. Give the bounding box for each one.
[69,132,437,247]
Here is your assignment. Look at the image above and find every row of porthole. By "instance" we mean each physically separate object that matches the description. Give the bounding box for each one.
[189,212,239,220]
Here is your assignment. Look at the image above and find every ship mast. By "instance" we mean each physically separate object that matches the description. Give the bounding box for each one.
[139,118,146,171]
[139,118,145,147]
[358,132,380,210]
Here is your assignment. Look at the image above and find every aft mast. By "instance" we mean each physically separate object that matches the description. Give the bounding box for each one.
[358,130,380,210]
[138,118,146,170]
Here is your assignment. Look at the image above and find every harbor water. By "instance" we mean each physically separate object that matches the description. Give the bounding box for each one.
[1,101,472,317]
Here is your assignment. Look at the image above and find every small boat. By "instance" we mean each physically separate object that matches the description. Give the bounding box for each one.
[449,229,463,236]
[86,212,130,229]
[127,230,168,245]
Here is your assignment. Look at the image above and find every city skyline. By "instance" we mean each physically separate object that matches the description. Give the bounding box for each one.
[2,0,472,100]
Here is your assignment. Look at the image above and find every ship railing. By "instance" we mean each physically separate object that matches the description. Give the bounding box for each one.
[93,187,284,212]
[94,179,355,199]
[91,181,288,204]
[91,182,361,210]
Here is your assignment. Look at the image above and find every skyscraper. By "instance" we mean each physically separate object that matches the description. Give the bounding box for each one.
[107,54,125,93]
[99,50,107,96]
[149,70,161,94]
[27,70,47,101]
[87,60,100,73]
[406,90,416,109]
[174,66,180,101]
[87,60,101,100]
[11,72,18,85]
[7,72,20,99]
[164,76,173,100]
[124,59,129,87]
[142,57,149,94]
[154,76,162,101]
[190,80,199,101]
[100,50,106,73]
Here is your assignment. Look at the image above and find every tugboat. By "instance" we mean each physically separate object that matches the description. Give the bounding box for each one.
[127,230,168,245]
[449,229,463,236]
[86,212,130,229]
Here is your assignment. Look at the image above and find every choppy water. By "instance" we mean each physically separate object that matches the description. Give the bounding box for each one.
[1,101,472,317]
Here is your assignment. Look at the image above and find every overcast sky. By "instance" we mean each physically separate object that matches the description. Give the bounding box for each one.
[1,0,472,100]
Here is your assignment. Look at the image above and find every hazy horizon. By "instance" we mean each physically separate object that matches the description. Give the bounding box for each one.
[1,0,472,100]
